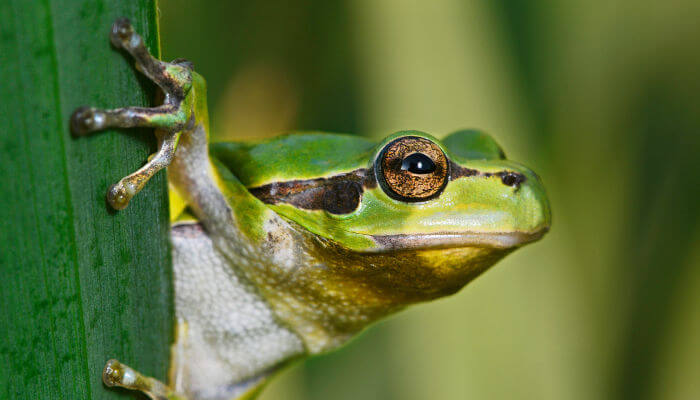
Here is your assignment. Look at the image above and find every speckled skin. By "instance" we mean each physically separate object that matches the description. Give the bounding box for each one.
[170,223,303,399]
[71,19,550,400]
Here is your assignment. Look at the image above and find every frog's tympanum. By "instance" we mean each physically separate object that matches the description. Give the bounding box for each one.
[71,19,551,400]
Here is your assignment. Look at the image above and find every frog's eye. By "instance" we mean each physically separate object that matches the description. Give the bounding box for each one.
[376,136,449,201]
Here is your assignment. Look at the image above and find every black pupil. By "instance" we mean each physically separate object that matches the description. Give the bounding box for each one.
[401,153,436,174]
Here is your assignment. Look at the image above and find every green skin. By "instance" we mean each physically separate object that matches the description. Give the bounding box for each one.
[71,19,550,400]
[211,131,549,250]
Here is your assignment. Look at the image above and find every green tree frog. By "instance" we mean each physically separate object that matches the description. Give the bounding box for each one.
[70,19,551,400]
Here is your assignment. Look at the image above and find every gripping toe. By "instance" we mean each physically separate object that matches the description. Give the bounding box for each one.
[110,18,135,49]
[70,106,103,136]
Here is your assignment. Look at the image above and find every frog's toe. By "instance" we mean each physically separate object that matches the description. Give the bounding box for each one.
[109,18,136,50]
[102,359,182,399]
[71,19,192,211]
[70,106,105,136]
[102,359,127,387]
[107,182,134,210]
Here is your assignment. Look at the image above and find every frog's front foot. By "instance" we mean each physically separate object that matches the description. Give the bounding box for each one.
[70,18,194,210]
[103,359,186,400]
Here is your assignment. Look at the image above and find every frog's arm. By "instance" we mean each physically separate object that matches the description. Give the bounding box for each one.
[71,19,194,210]
[70,19,306,400]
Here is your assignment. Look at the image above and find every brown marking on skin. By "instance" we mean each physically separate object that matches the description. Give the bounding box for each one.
[363,167,378,189]
[450,161,526,189]
[323,181,362,214]
[495,171,526,187]
[248,169,372,214]
[449,160,478,179]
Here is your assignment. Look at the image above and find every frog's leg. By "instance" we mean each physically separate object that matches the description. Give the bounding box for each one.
[102,359,186,400]
[70,18,193,210]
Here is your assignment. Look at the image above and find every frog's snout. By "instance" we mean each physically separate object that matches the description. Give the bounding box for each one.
[517,169,551,233]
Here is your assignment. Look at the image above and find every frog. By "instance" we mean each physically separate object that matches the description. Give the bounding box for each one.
[70,19,550,400]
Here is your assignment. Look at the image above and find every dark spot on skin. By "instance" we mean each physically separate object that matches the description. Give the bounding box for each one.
[323,182,362,214]
[451,161,525,189]
[249,169,371,214]
[499,172,524,187]
[482,171,526,189]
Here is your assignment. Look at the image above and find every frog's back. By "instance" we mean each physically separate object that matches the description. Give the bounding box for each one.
[210,133,377,187]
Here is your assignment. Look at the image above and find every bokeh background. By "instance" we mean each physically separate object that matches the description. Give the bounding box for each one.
[159,1,700,399]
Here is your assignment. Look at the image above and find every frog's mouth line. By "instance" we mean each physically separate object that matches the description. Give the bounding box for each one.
[370,226,549,251]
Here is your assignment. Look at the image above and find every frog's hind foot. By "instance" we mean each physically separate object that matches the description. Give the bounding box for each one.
[70,18,194,210]
[103,359,186,400]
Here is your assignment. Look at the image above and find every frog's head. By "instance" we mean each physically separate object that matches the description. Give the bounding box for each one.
[244,130,550,254]
[213,130,550,345]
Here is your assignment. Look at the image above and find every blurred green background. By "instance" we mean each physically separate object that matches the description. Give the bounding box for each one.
[160,1,700,399]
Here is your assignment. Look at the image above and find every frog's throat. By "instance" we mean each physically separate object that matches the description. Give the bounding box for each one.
[259,222,518,353]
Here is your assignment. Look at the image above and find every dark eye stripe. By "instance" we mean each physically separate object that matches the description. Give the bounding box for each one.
[450,161,526,188]
[323,181,362,214]
[247,158,525,212]
[248,169,372,214]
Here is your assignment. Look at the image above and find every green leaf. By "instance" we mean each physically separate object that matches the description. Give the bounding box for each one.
[0,2,172,399]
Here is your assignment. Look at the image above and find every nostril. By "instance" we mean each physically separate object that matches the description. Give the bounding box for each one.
[500,172,525,187]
